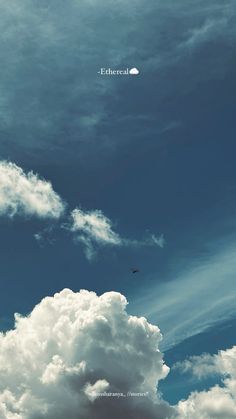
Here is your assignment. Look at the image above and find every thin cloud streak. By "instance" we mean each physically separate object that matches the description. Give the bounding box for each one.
[132,243,236,350]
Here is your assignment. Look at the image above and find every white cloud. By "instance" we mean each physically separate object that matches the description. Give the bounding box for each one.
[0,288,173,419]
[176,346,236,418]
[70,208,165,259]
[0,161,65,219]
[173,353,220,379]
[71,208,121,245]
[0,162,164,256]
[174,346,236,380]
[70,208,121,259]
[177,386,236,419]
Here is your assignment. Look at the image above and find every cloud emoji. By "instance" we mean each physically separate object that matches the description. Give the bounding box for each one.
[129,67,140,75]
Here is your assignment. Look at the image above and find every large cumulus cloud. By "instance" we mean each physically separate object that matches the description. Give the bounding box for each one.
[0,288,174,419]
[1,286,236,418]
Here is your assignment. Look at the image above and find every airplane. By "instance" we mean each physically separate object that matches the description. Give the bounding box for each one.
[131,268,140,274]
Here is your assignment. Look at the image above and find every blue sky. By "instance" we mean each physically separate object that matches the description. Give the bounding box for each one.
[0,0,236,415]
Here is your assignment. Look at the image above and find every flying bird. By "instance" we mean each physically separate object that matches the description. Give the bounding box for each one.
[131,268,140,274]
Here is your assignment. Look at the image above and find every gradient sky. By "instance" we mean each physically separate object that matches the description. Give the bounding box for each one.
[0,0,236,406]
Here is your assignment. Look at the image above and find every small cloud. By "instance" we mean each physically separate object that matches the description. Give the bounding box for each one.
[34,226,57,247]
[147,233,165,248]
[68,208,122,259]
[34,232,44,245]
[129,67,140,75]
[70,208,121,245]
[176,346,236,418]
[68,208,165,260]
[125,233,165,249]
[173,353,220,380]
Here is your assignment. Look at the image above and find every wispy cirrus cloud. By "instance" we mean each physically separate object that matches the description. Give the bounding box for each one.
[179,18,227,49]
[0,1,235,163]
[127,233,165,249]
[132,242,236,350]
